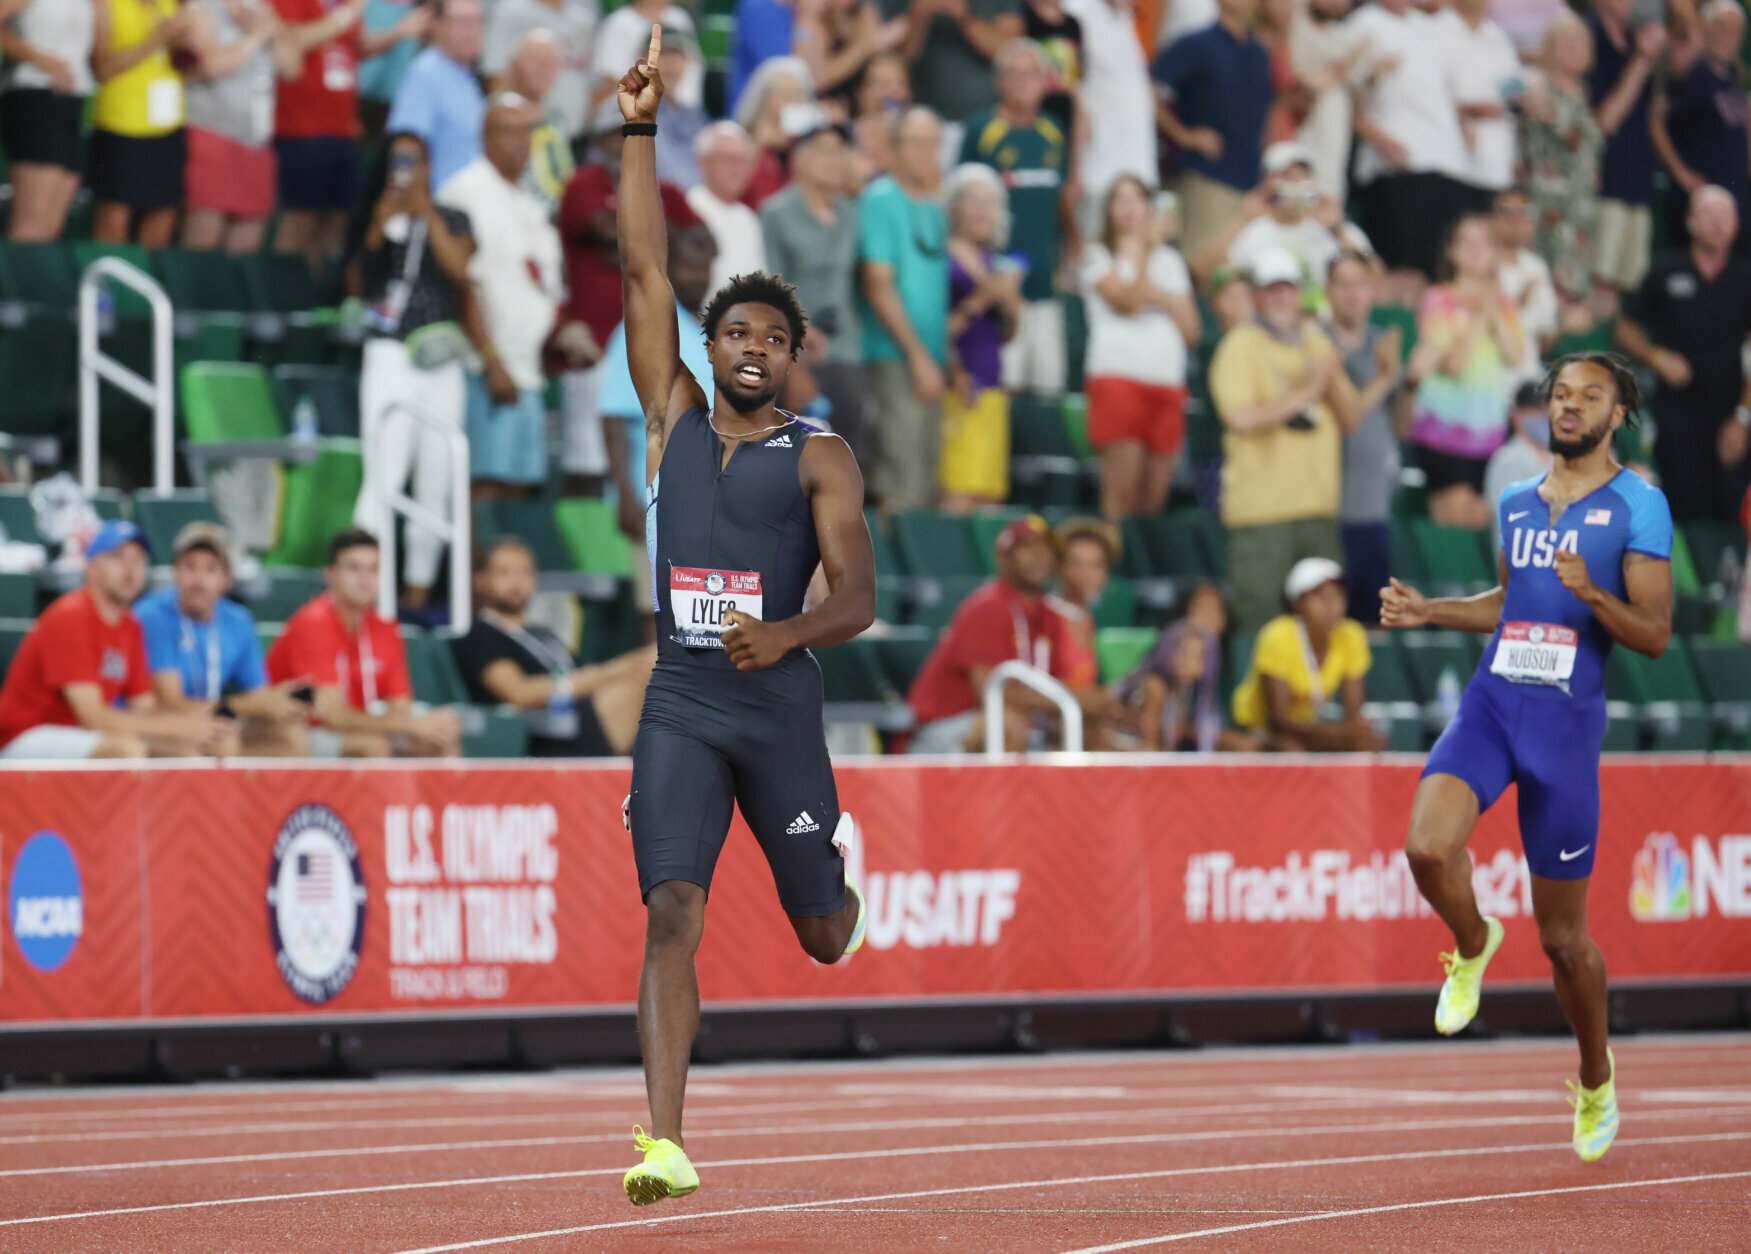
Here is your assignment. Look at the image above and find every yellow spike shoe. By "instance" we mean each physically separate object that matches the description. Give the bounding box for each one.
[622,1126,699,1206]
[1568,1049,1620,1163]
[1435,916,1505,1035]
[844,882,868,956]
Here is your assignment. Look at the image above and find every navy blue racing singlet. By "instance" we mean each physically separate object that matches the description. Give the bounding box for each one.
[650,407,823,672]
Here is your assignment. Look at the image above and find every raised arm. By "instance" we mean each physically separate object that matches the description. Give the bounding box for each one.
[618,27,709,469]
[722,436,877,671]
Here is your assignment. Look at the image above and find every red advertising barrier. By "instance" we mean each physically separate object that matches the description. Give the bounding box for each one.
[2,759,1749,1025]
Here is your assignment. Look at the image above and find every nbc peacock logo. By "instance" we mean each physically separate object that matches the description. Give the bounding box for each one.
[1629,832,1692,921]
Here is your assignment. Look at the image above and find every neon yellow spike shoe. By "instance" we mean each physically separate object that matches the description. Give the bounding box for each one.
[1568,1049,1620,1163]
[622,1126,699,1206]
[844,881,868,956]
[1434,915,1505,1035]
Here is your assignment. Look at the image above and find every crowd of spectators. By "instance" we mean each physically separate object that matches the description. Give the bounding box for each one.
[4,0,1751,758]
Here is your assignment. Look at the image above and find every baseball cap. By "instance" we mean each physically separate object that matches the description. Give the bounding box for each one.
[1250,247,1302,290]
[1284,556,1345,603]
[86,519,152,561]
[1262,141,1317,177]
[172,520,231,563]
[994,514,1057,559]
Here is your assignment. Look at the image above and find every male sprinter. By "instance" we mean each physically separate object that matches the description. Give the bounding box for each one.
[614,28,875,1206]
[1382,352,1673,1163]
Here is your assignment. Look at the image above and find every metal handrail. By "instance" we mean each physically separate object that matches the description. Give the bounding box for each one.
[79,257,175,494]
[368,399,470,632]
[981,659,1083,759]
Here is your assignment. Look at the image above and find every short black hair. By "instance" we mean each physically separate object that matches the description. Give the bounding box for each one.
[327,527,379,566]
[1538,351,1645,428]
[700,271,808,351]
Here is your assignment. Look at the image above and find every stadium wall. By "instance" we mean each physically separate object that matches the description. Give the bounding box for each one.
[1,758,1748,1079]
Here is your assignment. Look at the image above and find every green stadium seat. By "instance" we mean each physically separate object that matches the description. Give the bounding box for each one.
[462,708,530,759]
[0,572,36,618]
[71,242,156,316]
[0,488,42,546]
[1684,520,1746,591]
[0,243,77,435]
[404,630,469,705]
[245,571,324,622]
[1220,631,1254,715]
[272,364,360,439]
[1096,627,1157,684]
[1009,394,1080,508]
[88,489,126,521]
[482,500,574,573]
[0,241,77,307]
[1060,394,1092,459]
[865,508,900,575]
[874,575,903,624]
[156,249,251,314]
[1409,519,1495,591]
[1365,631,1434,750]
[266,444,364,568]
[966,508,1027,574]
[131,490,220,560]
[815,636,897,704]
[699,14,732,61]
[254,621,283,659]
[1688,638,1751,748]
[1400,630,1479,731]
[181,362,284,442]
[553,498,633,577]
[891,511,981,578]
[1606,639,1711,750]
[907,573,986,631]
[1092,576,1136,630]
[1668,526,1702,596]
[0,618,32,676]
[873,626,935,695]
[1124,512,1219,581]
[236,251,332,365]
[1061,292,1088,392]
[1388,517,1427,582]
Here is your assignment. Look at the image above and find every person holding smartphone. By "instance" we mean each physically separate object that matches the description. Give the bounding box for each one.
[345,130,476,610]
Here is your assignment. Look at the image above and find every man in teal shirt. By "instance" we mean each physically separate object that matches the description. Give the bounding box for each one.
[959,37,1069,395]
[860,106,950,511]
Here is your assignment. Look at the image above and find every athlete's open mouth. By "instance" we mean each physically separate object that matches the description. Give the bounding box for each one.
[1556,411,1583,433]
[734,362,768,385]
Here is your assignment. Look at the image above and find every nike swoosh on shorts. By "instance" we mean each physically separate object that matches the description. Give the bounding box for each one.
[1559,845,1591,861]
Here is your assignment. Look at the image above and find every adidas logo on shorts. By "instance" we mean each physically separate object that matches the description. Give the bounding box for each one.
[787,810,821,834]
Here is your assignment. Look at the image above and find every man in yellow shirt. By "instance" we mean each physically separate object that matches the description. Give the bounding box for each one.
[1209,248,1364,635]
[1232,557,1384,751]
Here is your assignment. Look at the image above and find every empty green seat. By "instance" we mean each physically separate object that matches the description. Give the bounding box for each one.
[0,488,42,545]
[246,571,324,621]
[1683,520,1745,591]
[1606,638,1711,750]
[1410,520,1495,590]
[182,362,284,442]
[1096,627,1157,684]
[1092,576,1136,629]
[1363,632,1418,704]
[404,630,468,705]
[273,364,360,438]
[482,500,574,573]
[874,627,935,696]
[132,491,220,559]
[553,498,633,577]
[865,508,900,575]
[239,251,323,315]
[266,444,364,568]
[0,618,32,676]
[1689,638,1751,747]
[891,511,981,578]
[1124,512,1218,581]
[1009,394,1080,508]
[155,249,251,315]
[815,636,896,703]
[0,241,76,307]
[0,244,77,435]
[0,572,36,618]
[1668,527,1702,596]
[1400,630,1479,728]
[462,708,530,758]
[907,573,986,631]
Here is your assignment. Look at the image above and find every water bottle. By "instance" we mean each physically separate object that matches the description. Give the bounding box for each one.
[290,396,319,447]
[1436,667,1462,726]
[545,682,579,740]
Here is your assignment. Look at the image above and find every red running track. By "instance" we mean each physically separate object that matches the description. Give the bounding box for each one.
[1,1036,1747,1252]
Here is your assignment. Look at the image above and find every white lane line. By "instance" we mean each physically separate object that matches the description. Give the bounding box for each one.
[1259,1084,1751,1105]
[1057,1169,1751,1252]
[3,1100,1742,1182]
[381,1131,1751,1254]
[6,1119,1744,1234]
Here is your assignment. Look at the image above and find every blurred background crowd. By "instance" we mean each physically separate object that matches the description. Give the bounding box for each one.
[1,0,1749,761]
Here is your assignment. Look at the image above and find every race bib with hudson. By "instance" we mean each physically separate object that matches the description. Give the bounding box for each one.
[1491,622,1579,690]
[670,567,763,649]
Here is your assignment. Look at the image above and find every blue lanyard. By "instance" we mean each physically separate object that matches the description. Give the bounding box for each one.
[180,613,222,702]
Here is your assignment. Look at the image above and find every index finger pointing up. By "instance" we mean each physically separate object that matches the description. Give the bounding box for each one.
[646,23,661,66]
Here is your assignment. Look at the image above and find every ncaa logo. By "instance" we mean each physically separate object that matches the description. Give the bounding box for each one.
[704,571,726,596]
[8,832,83,972]
[267,805,366,1004]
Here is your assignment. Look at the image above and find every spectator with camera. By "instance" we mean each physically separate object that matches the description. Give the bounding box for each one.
[0,522,236,761]
[347,129,475,610]
[1191,141,1367,289]
[133,522,311,756]
[267,529,462,757]
[1209,247,1360,637]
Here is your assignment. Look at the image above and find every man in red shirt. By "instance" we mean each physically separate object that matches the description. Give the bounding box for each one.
[0,522,236,760]
[906,515,1104,753]
[554,97,700,493]
[271,0,430,270]
[267,528,462,757]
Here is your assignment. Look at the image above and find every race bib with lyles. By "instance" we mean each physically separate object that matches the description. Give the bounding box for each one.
[1491,622,1579,690]
[670,567,763,649]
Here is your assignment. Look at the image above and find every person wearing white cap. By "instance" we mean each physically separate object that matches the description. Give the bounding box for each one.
[1189,139,1371,289]
[1208,244,1362,636]
[1229,555,1383,751]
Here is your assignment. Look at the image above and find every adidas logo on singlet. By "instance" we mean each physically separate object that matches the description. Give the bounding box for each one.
[768,433,793,447]
[787,810,821,834]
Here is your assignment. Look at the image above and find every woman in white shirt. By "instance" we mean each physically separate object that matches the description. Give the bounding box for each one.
[0,0,97,241]
[1079,174,1203,521]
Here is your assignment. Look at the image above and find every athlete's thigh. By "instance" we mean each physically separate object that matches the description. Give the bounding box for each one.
[628,716,737,902]
[1512,700,1605,882]
[729,681,846,919]
[1415,682,1515,856]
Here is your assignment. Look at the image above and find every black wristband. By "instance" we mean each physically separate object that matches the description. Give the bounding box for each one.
[622,122,657,137]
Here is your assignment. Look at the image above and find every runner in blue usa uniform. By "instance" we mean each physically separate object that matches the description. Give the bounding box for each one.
[1381,353,1674,1164]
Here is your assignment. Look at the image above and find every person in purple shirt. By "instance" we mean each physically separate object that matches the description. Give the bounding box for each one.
[941,163,1023,512]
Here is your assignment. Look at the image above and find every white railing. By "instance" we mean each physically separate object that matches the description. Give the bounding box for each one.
[981,659,1083,759]
[367,399,470,631]
[79,257,175,494]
